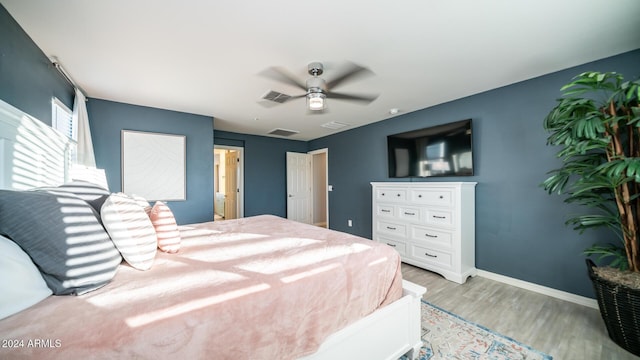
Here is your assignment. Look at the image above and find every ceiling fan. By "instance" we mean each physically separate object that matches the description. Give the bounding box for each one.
[262,62,379,112]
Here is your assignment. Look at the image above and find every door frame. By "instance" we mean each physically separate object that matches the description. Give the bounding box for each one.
[286,151,313,224]
[286,148,329,227]
[214,145,244,219]
[309,148,329,228]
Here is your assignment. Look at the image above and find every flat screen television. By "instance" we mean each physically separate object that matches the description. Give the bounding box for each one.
[387,119,473,178]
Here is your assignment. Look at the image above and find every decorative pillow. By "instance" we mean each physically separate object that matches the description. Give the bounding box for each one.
[149,201,181,253]
[35,181,110,216]
[101,193,158,270]
[130,194,152,216]
[57,181,111,215]
[0,190,122,295]
[0,235,52,320]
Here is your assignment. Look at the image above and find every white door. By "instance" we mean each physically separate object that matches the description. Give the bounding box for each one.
[286,152,312,224]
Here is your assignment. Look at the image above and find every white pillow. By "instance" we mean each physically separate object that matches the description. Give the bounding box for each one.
[0,235,52,320]
[130,194,152,215]
[101,193,157,270]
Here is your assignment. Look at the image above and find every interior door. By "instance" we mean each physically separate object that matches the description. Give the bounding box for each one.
[224,150,238,220]
[286,152,312,224]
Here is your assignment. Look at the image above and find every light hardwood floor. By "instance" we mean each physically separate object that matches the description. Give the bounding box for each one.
[401,263,640,360]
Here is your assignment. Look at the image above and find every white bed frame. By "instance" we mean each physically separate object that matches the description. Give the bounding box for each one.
[302,280,426,360]
[0,99,71,190]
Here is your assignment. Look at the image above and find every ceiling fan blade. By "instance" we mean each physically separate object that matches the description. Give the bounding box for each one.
[325,62,374,89]
[261,66,307,91]
[326,91,378,103]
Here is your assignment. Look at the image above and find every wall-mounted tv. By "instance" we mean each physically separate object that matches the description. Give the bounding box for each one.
[387,119,473,178]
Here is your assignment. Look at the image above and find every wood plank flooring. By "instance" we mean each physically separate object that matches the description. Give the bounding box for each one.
[401,263,640,360]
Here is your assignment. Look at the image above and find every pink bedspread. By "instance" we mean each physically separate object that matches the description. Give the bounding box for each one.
[0,215,402,359]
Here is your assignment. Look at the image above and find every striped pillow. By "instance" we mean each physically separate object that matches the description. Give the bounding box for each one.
[149,201,181,253]
[0,190,122,295]
[101,193,157,270]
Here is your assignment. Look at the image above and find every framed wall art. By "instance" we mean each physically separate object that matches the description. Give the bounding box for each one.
[121,130,186,201]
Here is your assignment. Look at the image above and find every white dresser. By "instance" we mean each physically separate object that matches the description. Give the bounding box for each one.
[371,182,477,284]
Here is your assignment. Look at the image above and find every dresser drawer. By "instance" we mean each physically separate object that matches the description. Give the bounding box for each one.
[375,204,395,218]
[410,188,453,207]
[375,188,407,202]
[377,220,407,237]
[412,244,453,269]
[411,226,452,248]
[426,209,454,227]
[378,237,407,256]
[398,206,421,222]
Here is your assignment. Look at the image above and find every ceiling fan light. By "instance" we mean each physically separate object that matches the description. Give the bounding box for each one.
[307,93,325,111]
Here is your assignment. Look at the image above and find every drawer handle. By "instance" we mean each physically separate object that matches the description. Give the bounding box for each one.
[386,243,396,247]
[396,193,401,197]
[404,212,415,216]
[424,252,438,258]
[381,209,391,213]
[439,195,444,199]
[418,195,422,198]
[381,192,386,196]
[386,226,396,230]
[425,233,438,238]
[432,215,446,219]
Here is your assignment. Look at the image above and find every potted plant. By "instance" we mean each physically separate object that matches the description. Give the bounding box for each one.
[542,71,640,355]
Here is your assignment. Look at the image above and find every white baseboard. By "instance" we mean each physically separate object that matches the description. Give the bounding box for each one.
[476,270,599,310]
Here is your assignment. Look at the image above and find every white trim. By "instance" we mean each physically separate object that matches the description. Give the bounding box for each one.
[214,145,244,218]
[309,148,329,228]
[476,270,599,309]
[52,97,72,116]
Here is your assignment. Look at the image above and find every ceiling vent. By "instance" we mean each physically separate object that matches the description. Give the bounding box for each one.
[321,121,350,130]
[261,90,292,104]
[268,128,299,137]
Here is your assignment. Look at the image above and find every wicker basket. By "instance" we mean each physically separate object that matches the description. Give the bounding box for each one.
[587,259,640,356]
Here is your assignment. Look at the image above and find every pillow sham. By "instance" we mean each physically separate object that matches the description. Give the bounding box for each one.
[101,193,157,270]
[35,181,110,216]
[0,190,122,295]
[149,201,181,253]
[56,181,111,215]
[0,235,52,320]
[130,194,152,215]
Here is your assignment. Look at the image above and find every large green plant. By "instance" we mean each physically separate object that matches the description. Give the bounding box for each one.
[543,72,640,272]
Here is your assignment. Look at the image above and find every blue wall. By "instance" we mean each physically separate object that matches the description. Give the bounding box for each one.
[0,5,74,123]
[215,130,308,217]
[5,2,640,298]
[88,99,214,225]
[310,49,640,297]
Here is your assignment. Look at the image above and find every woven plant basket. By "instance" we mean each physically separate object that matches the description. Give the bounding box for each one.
[587,259,640,356]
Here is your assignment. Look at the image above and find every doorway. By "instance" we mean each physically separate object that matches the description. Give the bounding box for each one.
[213,146,244,220]
[286,148,328,228]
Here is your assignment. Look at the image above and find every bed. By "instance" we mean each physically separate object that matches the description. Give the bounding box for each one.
[0,98,426,359]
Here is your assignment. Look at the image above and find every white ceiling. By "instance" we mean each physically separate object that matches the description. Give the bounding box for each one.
[3,0,640,141]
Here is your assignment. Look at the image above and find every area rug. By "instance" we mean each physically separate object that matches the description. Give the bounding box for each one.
[406,300,553,360]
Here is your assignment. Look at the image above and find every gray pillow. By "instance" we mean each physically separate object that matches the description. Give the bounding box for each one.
[38,181,110,215]
[0,190,122,295]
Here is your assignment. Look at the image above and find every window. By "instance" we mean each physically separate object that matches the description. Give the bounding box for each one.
[51,97,75,140]
[51,97,77,162]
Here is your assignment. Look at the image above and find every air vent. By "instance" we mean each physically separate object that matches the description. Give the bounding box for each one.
[268,128,299,137]
[321,121,350,130]
[261,90,292,104]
